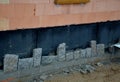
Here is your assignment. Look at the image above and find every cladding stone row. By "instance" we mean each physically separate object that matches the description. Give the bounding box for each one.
[3,41,106,73]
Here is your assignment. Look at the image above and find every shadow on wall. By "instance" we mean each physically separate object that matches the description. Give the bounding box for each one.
[0,20,120,68]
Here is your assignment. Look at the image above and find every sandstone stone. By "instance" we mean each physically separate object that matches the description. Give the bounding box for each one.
[4,54,18,73]
[57,43,66,61]
[33,48,42,67]
[18,58,33,70]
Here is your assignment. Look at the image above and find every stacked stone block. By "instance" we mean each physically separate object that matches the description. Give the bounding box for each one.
[57,43,66,61]
[91,40,97,57]
[4,54,18,73]
[3,41,106,74]
[80,49,86,58]
[74,49,81,60]
[97,44,105,57]
[41,56,57,65]
[33,48,42,67]
[18,58,33,70]
[86,48,92,58]
[66,51,74,61]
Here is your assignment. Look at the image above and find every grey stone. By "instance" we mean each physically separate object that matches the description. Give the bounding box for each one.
[34,80,37,82]
[39,80,44,82]
[79,68,87,74]
[91,40,97,57]
[57,43,66,61]
[80,64,95,73]
[49,52,55,56]
[97,44,105,56]
[86,65,96,72]
[49,74,53,77]
[4,54,18,73]
[41,56,56,65]
[63,68,70,74]
[66,51,74,61]
[74,49,81,59]
[96,62,103,67]
[40,74,48,81]
[80,49,86,58]
[33,48,42,67]
[18,58,33,70]
[86,48,92,58]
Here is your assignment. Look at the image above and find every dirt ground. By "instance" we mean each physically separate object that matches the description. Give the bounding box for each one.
[44,63,120,82]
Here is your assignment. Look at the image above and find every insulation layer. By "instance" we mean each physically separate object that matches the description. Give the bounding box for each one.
[54,0,90,5]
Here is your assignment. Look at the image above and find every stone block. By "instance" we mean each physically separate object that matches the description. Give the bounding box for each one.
[90,40,97,57]
[97,44,105,57]
[33,48,42,67]
[74,49,81,59]
[80,49,86,58]
[41,56,57,65]
[57,43,66,61]
[86,48,92,58]
[4,54,18,73]
[66,51,74,61]
[18,58,33,70]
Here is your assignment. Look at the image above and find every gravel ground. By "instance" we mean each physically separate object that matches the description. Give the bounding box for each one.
[44,62,120,82]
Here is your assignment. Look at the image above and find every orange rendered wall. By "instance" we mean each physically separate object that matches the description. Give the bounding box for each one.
[0,0,120,31]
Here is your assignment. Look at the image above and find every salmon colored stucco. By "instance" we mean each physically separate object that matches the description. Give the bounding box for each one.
[0,0,120,31]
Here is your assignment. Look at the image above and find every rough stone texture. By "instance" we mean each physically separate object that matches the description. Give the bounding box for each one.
[4,54,18,73]
[97,44,105,57]
[80,49,86,58]
[41,56,57,65]
[66,51,74,61]
[74,49,81,60]
[33,48,42,67]
[18,58,33,70]
[40,74,48,81]
[86,48,92,58]
[57,43,66,61]
[91,40,97,57]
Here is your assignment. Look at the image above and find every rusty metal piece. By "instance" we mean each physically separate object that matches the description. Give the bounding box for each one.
[54,0,90,5]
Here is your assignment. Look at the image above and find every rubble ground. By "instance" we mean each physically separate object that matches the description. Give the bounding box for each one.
[44,63,120,82]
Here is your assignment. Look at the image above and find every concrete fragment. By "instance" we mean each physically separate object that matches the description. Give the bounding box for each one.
[33,48,42,67]
[57,43,66,61]
[41,56,56,65]
[4,54,18,73]
[86,48,92,58]
[18,58,33,70]
[97,44,105,56]
[74,49,81,59]
[91,40,97,57]
[66,51,74,61]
